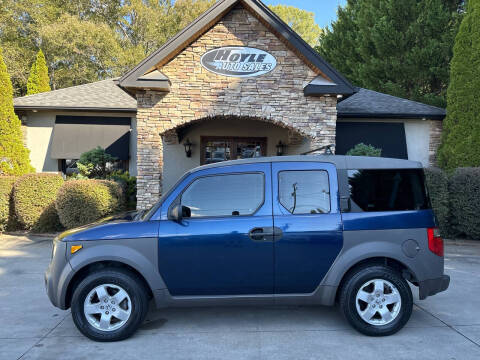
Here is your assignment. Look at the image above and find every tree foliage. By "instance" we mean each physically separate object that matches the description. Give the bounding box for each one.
[438,0,480,170]
[0,0,215,95]
[318,0,463,107]
[27,49,51,95]
[346,143,382,157]
[77,147,117,179]
[0,47,34,175]
[269,5,322,47]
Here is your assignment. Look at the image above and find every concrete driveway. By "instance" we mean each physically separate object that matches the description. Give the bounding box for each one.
[0,234,479,360]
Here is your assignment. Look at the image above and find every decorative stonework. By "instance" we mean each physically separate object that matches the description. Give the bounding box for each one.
[428,120,443,167]
[135,5,338,209]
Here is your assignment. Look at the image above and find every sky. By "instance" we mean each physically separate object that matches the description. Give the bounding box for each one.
[264,0,347,28]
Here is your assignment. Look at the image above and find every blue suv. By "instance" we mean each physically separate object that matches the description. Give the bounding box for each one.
[45,156,449,341]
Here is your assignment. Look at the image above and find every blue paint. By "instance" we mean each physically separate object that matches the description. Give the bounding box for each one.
[342,210,436,231]
[271,162,343,293]
[59,220,159,242]
[157,163,274,296]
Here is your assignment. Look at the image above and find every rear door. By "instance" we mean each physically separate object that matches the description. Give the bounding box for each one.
[157,163,274,296]
[272,162,343,294]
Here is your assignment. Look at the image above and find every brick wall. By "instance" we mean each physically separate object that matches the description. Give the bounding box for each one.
[136,5,338,209]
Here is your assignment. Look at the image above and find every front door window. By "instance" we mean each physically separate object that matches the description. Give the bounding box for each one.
[201,136,266,165]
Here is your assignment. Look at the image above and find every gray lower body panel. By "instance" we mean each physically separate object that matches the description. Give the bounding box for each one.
[418,275,450,300]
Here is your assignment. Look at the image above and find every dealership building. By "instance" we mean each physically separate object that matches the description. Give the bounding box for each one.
[13,0,446,210]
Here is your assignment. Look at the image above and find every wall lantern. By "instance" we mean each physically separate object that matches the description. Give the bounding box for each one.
[276,141,286,156]
[183,138,193,158]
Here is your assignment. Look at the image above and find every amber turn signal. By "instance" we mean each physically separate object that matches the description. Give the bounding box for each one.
[70,245,83,254]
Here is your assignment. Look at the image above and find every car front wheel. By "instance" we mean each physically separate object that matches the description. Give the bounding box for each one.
[339,265,413,336]
[71,268,149,341]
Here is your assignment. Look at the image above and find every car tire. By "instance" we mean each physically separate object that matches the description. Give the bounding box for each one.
[71,268,149,342]
[339,265,413,336]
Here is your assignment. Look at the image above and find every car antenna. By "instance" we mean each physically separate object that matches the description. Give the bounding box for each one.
[300,144,335,155]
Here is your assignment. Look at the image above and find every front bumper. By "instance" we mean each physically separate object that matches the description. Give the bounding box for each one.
[418,275,450,300]
[45,239,72,309]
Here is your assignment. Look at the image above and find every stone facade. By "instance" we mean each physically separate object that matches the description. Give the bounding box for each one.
[428,120,443,167]
[136,4,338,210]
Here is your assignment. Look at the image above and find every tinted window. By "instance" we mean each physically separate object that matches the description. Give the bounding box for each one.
[181,173,264,217]
[348,169,430,212]
[279,170,330,214]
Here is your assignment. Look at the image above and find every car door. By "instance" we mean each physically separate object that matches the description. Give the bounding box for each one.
[157,163,274,296]
[272,162,343,294]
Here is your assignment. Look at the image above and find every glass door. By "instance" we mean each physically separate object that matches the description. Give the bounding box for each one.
[201,136,267,165]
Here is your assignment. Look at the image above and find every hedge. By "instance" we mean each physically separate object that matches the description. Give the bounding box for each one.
[424,168,451,238]
[448,168,480,239]
[55,180,124,229]
[12,173,64,232]
[0,176,16,232]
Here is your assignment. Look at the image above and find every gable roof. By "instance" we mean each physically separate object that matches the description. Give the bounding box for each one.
[337,88,446,120]
[14,79,137,113]
[118,0,355,96]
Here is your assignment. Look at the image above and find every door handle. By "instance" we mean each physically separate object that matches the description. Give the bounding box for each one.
[248,227,283,241]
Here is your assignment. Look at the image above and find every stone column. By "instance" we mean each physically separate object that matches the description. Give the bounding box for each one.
[428,120,443,167]
[306,96,337,154]
[136,91,165,210]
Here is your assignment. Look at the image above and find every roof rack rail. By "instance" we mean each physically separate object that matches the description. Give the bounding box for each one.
[301,144,335,155]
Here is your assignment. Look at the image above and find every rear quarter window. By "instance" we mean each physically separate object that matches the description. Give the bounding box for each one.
[348,169,430,212]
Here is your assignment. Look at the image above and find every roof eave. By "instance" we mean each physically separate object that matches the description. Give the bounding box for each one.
[304,84,355,96]
[337,112,446,120]
[14,105,137,113]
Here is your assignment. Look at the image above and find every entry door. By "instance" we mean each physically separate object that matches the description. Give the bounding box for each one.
[272,162,343,294]
[158,163,274,296]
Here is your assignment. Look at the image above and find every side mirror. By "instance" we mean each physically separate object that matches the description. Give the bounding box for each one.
[169,204,191,221]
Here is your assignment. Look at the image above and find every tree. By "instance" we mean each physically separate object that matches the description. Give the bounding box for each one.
[269,4,322,47]
[318,0,462,107]
[346,143,382,157]
[27,49,51,95]
[437,0,480,170]
[0,47,34,175]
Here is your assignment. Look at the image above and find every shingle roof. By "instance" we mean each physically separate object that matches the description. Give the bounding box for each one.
[337,88,446,120]
[14,78,137,112]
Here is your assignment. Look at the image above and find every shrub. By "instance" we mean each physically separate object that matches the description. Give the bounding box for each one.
[55,180,124,229]
[0,176,16,232]
[77,147,117,178]
[108,171,136,210]
[448,168,480,239]
[346,143,382,157]
[424,168,452,238]
[13,173,64,232]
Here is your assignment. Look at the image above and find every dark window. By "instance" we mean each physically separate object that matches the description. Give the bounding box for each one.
[348,169,431,212]
[278,170,330,214]
[336,122,408,159]
[181,173,264,217]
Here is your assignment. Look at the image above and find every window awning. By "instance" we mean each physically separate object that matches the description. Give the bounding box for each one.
[50,116,131,160]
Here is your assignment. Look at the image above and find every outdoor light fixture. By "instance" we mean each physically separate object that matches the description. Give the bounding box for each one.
[183,138,193,158]
[276,141,286,156]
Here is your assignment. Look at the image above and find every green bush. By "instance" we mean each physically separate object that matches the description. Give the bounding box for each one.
[77,147,117,178]
[0,176,16,232]
[108,171,136,210]
[12,173,64,232]
[346,143,382,157]
[55,180,124,229]
[424,168,452,238]
[448,168,480,239]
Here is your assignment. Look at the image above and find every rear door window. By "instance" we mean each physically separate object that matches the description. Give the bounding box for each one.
[278,170,330,214]
[181,173,264,217]
[348,169,430,212]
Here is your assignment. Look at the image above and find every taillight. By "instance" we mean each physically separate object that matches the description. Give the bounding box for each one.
[427,227,444,257]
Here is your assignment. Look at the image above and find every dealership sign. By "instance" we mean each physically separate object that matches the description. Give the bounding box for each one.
[200,46,277,77]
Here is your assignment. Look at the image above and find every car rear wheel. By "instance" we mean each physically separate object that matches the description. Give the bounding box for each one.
[71,268,149,341]
[339,265,413,336]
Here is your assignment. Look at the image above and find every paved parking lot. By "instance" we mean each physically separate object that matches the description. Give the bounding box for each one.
[0,234,479,360]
